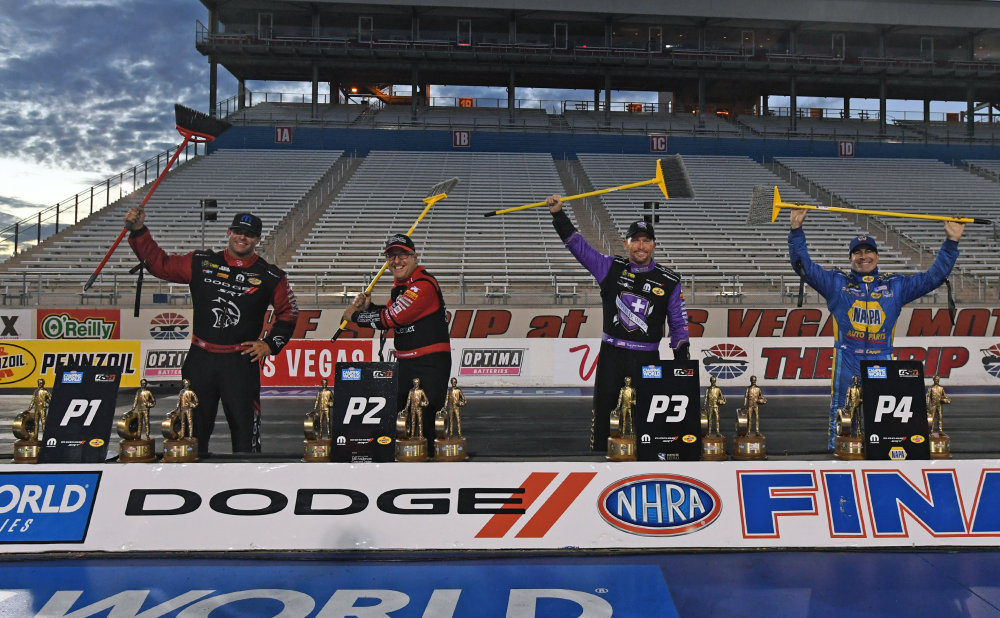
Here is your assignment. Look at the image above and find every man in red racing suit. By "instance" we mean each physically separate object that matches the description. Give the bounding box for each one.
[126,207,298,456]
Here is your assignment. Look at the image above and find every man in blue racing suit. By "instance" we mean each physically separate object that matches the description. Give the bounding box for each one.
[788,208,964,450]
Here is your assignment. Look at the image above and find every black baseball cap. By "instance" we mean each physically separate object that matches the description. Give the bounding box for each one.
[383,234,416,254]
[229,213,262,237]
[625,220,655,240]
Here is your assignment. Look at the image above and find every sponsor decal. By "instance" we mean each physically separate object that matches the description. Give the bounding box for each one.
[867,365,887,379]
[652,287,665,296]
[642,365,663,379]
[88,439,104,447]
[849,301,884,333]
[682,435,697,443]
[248,277,262,285]
[598,474,721,536]
[911,435,926,444]
[62,371,83,384]
[39,313,118,340]
[702,343,748,380]
[341,368,362,381]
[144,349,187,379]
[94,374,117,383]
[0,343,37,385]
[889,446,907,460]
[671,368,693,377]
[0,471,100,543]
[149,313,190,340]
[377,436,392,445]
[898,369,920,378]
[373,370,394,379]
[459,349,524,376]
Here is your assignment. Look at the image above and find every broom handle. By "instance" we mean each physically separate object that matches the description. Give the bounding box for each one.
[785,203,990,225]
[484,177,658,217]
[84,136,192,291]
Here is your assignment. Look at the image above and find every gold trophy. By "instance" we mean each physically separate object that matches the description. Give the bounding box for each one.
[701,376,727,461]
[162,379,199,462]
[834,375,865,460]
[734,376,767,460]
[12,378,50,463]
[926,375,951,459]
[303,378,333,461]
[396,378,430,462]
[117,378,156,463]
[434,377,469,461]
[607,377,637,461]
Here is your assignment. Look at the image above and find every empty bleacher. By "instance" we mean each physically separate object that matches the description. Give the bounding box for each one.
[0,149,342,303]
[738,115,915,140]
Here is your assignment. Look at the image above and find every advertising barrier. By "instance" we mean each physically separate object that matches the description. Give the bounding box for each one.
[2,460,999,553]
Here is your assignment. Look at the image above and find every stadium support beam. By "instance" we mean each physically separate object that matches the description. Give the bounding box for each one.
[210,60,218,118]
[968,82,976,138]
[924,99,931,124]
[843,97,850,119]
[238,80,247,111]
[410,65,419,121]
[507,69,515,122]
[605,73,612,120]
[311,63,319,119]
[789,76,797,133]
[879,78,887,135]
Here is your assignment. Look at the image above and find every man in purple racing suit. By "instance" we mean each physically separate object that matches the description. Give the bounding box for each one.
[548,195,690,452]
[788,208,963,450]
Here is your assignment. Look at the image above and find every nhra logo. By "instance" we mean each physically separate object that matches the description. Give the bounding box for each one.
[867,366,887,379]
[149,313,190,340]
[642,365,662,379]
[702,343,748,380]
[0,471,101,543]
[341,368,361,381]
[598,474,721,536]
[62,371,83,384]
[898,369,920,378]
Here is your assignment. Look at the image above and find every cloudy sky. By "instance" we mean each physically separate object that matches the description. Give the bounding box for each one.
[0,0,968,232]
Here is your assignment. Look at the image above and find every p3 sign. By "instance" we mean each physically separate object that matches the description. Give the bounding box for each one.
[38,363,122,463]
[331,362,397,463]
[635,360,701,461]
[861,360,929,460]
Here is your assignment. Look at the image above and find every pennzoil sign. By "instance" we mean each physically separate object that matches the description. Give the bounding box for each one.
[0,343,36,384]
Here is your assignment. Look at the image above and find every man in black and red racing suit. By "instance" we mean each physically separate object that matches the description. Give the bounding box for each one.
[126,207,298,456]
[342,233,452,453]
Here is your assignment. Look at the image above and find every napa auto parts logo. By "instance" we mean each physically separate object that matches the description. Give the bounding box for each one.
[459,349,524,376]
[0,343,36,385]
[149,312,190,340]
[0,471,101,543]
[598,474,721,536]
[37,310,119,340]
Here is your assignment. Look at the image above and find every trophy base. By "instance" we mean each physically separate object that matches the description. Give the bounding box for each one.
[119,439,156,463]
[702,435,727,461]
[606,436,637,461]
[435,437,468,461]
[733,434,767,461]
[162,438,199,463]
[303,438,332,462]
[396,437,429,462]
[929,433,951,459]
[834,436,865,460]
[13,439,40,464]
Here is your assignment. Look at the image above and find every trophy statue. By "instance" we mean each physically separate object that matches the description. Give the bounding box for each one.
[434,377,469,461]
[926,375,951,459]
[701,376,727,461]
[162,379,198,462]
[734,376,767,460]
[607,377,637,461]
[12,378,50,463]
[117,378,156,463]
[303,378,333,461]
[834,375,865,460]
[396,378,430,462]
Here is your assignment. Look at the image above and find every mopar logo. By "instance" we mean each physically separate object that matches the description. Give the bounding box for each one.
[341,368,361,381]
[598,474,721,536]
[0,472,101,543]
[62,371,83,384]
[867,366,887,379]
[642,365,662,379]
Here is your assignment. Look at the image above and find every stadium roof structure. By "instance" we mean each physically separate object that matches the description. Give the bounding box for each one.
[196,0,1000,112]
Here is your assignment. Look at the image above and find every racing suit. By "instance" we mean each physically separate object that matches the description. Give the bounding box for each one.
[552,211,690,451]
[129,228,298,455]
[788,227,959,449]
[353,265,452,451]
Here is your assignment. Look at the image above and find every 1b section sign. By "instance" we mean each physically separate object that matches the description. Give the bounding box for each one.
[861,360,930,460]
[38,363,122,463]
[331,362,397,463]
[635,360,701,461]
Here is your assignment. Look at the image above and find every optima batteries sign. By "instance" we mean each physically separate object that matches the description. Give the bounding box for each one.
[459,348,524,376]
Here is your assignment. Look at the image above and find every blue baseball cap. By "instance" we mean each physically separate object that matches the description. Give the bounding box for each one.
[849,235,878,254]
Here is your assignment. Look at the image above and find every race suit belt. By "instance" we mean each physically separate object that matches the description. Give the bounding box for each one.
[393,342,451,359]
[601,333,659,352]
[192,336,245,354]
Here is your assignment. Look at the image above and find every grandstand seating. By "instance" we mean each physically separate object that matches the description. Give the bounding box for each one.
[0,149,342,303]
[576,154,916,301]
[737,115,915,140]
[775,157,1000,293]
[227,102,368,125]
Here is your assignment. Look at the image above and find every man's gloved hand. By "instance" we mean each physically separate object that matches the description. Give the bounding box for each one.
[674,342,690,360]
